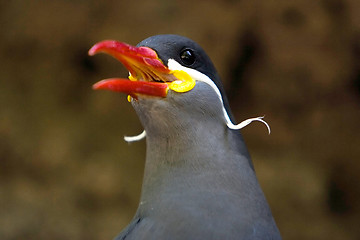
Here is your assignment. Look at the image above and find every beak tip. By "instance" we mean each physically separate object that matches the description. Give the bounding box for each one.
[88,46,97,56]
[92,81,103,90]
[88,40,115,56]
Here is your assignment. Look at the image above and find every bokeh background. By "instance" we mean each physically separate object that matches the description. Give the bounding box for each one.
[1,0,360,239]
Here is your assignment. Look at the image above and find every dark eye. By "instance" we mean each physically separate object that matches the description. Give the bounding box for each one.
[180,49,195,66]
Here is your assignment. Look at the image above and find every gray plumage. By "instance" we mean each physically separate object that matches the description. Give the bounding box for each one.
[109,35,281,240]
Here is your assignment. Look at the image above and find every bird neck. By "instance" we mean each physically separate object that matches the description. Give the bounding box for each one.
[131,92,255,207]
[139,117,254,206]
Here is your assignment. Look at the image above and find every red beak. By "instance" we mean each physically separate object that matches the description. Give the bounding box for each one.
[89,40,173,98]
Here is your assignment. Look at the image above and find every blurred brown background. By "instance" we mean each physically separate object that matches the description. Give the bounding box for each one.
[1,0,360,239]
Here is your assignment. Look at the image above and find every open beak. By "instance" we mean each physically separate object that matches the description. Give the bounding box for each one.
[89,40,194,98]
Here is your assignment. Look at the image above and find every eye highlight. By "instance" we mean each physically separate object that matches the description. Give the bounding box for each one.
[180,49,195,66]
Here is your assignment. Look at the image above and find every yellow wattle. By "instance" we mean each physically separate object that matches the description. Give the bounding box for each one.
[168,70,196,93]
[128,75,137,81]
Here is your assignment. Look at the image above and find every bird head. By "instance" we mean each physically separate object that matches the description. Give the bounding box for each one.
[89,35,269,141]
